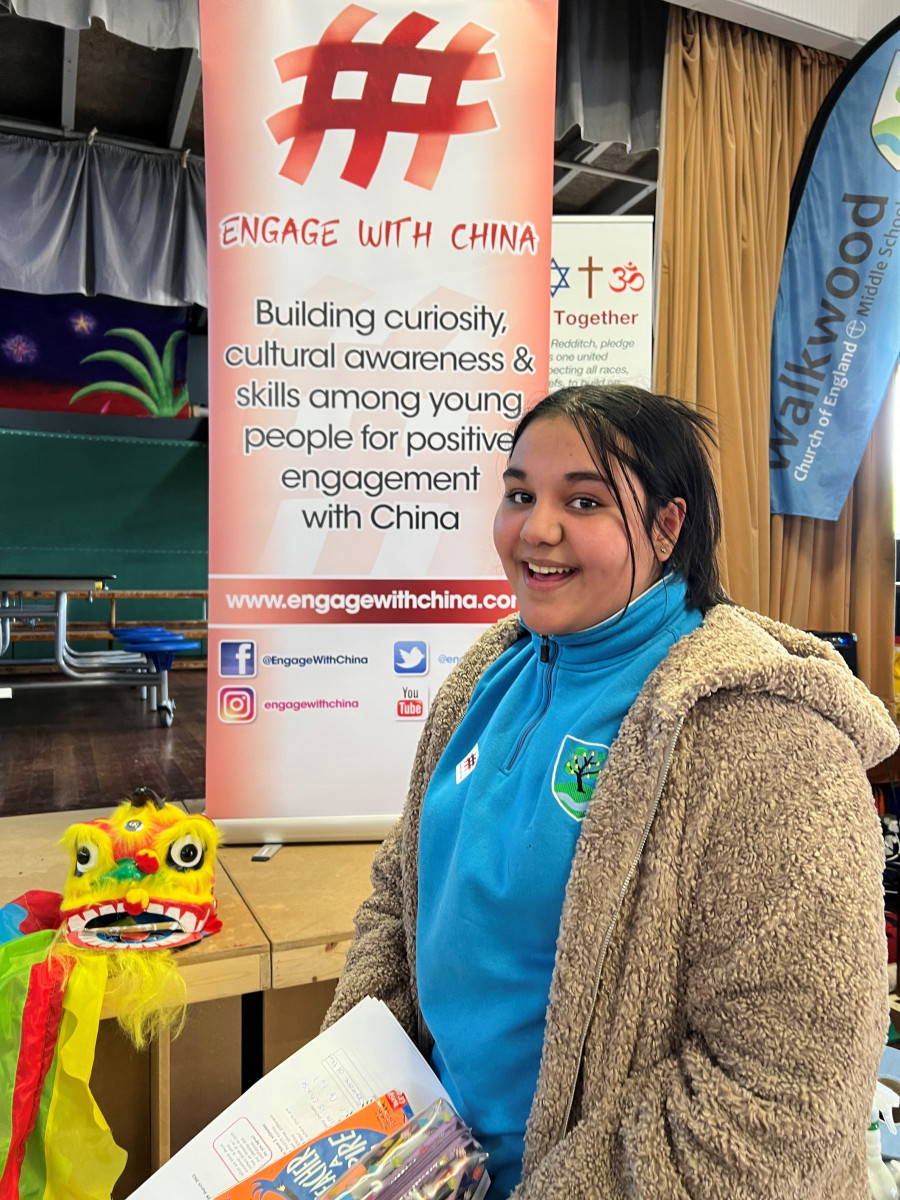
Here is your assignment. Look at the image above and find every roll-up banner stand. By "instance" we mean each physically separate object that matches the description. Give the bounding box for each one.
[200,1,558,841]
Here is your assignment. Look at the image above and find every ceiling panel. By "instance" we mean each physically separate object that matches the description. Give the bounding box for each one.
[74,18,186,145]
[0,10,657,216]
[0,11,62,125]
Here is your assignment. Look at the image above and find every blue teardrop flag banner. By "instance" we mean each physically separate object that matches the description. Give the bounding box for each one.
[769,17,900,520]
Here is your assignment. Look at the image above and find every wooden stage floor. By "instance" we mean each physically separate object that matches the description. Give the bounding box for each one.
[0,669,207,816]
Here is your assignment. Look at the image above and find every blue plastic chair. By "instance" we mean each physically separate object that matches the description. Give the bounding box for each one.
[117,634,202,726]
[111,627,170,639]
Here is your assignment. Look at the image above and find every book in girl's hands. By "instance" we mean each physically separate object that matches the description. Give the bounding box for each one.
[128,998,452,1200]
[212,1091,413,1200]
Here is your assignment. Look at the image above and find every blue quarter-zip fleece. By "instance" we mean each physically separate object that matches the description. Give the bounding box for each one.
[416,572,702,1197]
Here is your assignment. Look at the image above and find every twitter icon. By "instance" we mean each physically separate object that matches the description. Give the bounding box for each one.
[394,640,428,675]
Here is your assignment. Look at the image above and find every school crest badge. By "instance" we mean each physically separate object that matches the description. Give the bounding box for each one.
[551,735,609,820]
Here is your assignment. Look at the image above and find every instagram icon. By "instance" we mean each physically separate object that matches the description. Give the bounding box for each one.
[219,686,256,723]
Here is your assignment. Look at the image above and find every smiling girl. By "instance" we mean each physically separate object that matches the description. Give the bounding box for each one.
[325,385,898,1199]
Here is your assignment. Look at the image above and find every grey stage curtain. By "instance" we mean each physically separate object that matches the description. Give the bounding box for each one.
[555,0,669,150]
[2,0,200,50]
[0,133,207,305]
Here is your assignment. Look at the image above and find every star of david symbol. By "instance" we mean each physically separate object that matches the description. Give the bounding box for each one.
[550,258,570,298]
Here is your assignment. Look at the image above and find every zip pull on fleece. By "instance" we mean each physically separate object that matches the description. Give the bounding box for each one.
[540,635,550,663]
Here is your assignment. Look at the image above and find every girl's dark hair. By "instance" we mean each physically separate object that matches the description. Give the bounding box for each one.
[511,385,728,613]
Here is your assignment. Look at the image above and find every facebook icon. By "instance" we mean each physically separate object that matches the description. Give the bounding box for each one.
[220,640,256,678]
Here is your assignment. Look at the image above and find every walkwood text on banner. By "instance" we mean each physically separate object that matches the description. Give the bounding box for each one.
[769,16,900,520]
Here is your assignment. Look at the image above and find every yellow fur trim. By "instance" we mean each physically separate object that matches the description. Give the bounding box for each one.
[53,941,187,1050]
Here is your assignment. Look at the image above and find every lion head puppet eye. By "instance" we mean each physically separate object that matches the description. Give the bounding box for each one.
[74,840,100,876]
[167,832,206,872]
[60,823,114,884]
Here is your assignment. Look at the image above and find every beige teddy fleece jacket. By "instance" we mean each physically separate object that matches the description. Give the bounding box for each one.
[324,605,899,1198]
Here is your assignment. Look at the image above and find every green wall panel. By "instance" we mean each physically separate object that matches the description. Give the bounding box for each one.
[0,427,208,591]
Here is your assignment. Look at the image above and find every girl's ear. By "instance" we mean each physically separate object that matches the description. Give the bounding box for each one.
[654,498,686,562]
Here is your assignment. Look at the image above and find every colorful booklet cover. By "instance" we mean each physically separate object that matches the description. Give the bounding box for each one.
[128,998,451,1200]
[213,1091,413,1200]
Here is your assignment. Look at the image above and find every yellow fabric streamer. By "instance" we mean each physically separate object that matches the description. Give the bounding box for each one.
[40,954,126,1200]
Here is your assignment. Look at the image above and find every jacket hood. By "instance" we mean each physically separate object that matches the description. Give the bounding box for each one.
[649,604,897,771]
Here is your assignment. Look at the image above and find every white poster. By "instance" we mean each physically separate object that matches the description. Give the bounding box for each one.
[549,216,653,392]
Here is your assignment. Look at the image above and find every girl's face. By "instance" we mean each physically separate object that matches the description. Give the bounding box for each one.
[493,415,685,636]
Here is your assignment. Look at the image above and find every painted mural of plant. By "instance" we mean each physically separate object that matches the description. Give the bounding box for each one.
[69,327,189,417]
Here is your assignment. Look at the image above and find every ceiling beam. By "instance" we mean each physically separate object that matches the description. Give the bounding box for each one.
[553,141,613,197]
[60,27,79,132]
[0,115,204,160]
[610,182,658,216]
[553,158,657,188]
[167,47,201,149]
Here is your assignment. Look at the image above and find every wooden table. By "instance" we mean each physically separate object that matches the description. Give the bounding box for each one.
[0,574,113,661]
[218,840,378,1071]
[0,575,183,725]
[218,840,378,988]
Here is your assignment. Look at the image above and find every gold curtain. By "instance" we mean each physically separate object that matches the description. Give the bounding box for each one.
[655,9,895,711]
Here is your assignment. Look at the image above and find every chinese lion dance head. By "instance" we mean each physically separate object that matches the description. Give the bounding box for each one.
[60,787,221,950]
[56,788,222,1047]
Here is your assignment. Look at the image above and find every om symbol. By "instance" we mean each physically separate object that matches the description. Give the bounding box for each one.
[609,262,645,292]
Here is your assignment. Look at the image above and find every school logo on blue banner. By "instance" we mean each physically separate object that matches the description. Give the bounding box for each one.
[769,19,900,520]
[551,735,608,821]
[872,50,900,169]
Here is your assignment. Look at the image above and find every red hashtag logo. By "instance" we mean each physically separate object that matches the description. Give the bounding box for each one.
[266,4,501,190]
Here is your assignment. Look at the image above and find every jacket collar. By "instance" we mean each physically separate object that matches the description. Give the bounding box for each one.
[497,604,895,769]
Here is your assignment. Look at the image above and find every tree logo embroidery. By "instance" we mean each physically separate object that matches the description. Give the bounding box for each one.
[266,5,501,190]
[551,735,609,820]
